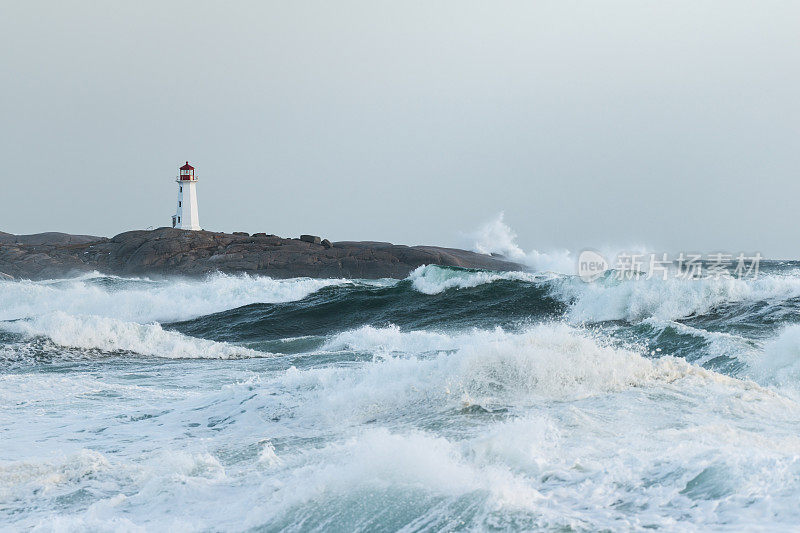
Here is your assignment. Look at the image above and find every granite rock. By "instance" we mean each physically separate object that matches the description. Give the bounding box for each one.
[0,228,524,280]
[300,235,322,245]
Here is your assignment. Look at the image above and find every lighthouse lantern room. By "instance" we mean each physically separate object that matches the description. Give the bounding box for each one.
[172,161,201,230]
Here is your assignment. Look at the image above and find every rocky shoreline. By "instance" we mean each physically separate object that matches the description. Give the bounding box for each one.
[0,228,523,280]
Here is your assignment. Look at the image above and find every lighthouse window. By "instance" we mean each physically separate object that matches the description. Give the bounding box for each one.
[180,186,183,192]
[178,201,181,207]
[178,217,181,223]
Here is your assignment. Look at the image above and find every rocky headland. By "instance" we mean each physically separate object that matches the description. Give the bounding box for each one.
[0,228,523,280]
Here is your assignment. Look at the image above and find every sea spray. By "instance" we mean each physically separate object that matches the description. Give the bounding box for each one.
[464,212,649,275]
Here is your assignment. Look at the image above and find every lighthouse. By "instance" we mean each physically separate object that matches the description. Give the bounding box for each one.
[172,161,201,230]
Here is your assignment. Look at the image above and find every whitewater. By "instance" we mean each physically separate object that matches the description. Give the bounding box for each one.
[5,261,800,530]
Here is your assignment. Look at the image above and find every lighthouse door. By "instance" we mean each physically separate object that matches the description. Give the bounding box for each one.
[172,215,177,228]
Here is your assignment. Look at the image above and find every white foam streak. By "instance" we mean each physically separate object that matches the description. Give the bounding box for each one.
[296,324,706,427]
[322,323,467,354]
[643,318,757,364]
[0,272,355,323]
[556,274,800,323]
[247,426,545,525]
[2,312,267,359]
[408,264,544,294]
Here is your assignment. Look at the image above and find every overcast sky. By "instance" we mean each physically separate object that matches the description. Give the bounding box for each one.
[1,1,798,256]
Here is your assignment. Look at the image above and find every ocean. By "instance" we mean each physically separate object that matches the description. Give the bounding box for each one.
[4,263,800,531]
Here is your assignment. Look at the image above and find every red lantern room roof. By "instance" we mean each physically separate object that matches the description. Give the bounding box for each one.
[180,161,195,171]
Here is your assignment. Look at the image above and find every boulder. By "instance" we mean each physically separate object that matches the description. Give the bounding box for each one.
[321,239,332,249]
[300,235,322,245]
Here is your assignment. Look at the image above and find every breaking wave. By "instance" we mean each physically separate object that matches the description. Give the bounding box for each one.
[1,312,267,359]
[552,272,800,323]
[748,325,800,393]
[406,264,800,328]
[290,323,708,426]
[407,264,545,294]
[0,272,360,323]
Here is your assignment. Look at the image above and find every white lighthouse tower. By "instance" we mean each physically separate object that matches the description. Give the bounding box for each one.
[172,161,201,230]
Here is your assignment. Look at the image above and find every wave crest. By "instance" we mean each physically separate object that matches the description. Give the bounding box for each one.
[554,274,800,323]
[286,324,704,428]
[408,265,542,295]
[1,312,268,359]
[0,272,357,323]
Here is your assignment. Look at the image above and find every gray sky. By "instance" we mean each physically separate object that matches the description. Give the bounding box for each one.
[1,1,799,257]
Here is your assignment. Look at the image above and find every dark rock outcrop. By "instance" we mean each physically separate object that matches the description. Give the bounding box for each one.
[0,228,523,280]
[0,232,103,246]
[300,235,322,245]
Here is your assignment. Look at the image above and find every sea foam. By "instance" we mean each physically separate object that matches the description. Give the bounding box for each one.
[285,323,708,430]
[407,264,544,294]
[748,325,800,391]
[553,273,800,323]
[1,312,267,359]
[0,272,357,323]
[406,263,800,326]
